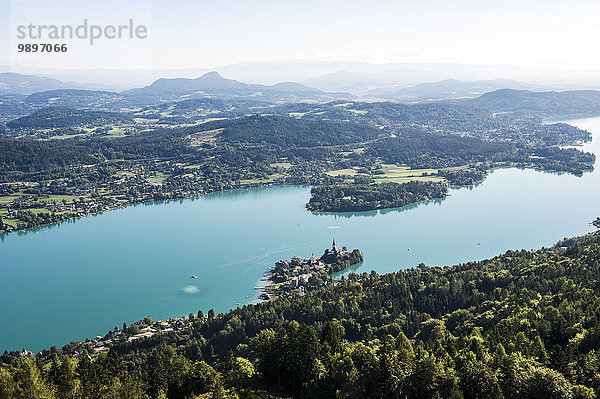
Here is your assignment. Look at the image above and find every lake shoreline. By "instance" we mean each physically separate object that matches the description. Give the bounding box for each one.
[2,157,592,236]
[2,116,599,353]
[2,112,595,235]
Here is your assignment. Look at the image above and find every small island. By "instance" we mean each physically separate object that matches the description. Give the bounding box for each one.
[260,240,363,300]
[594,217,600,228]
[306,181,448,212]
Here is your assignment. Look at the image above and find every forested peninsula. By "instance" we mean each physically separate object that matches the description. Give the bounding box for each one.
[261,241,363,299]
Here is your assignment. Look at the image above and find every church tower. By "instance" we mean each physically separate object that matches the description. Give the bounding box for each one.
[332,238,341,254]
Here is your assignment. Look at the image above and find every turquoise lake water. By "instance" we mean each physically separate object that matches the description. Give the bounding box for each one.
[1,116,600,352]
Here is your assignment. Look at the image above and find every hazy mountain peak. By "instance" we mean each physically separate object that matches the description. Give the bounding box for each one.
[123,71,352,103]
[198,71,226,80]
[270,81,318,92]
[0,72,77,95]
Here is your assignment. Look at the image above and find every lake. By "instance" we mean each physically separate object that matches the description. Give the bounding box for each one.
[1,116,599,353]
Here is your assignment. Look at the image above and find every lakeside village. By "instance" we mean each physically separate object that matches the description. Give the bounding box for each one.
[0,163,288,234]
[17,315,202,359]
[14,241,363,358]
[259,240,364,300]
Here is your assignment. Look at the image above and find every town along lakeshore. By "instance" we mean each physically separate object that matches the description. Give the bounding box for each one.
[260,240,363,300]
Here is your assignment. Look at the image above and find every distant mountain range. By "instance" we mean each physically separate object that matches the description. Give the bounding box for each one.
[363,79,548,102]
[3,60,572,87]
[5,60,600,95]
[0,72,353,115]
[300,69,469,92]
[124,71,353,103]
[461,89,600,117]
[0,73,81,95]
[2,70,600,124]
[0,72,121,95]
[0,71,355,121]
[0,70,356,103]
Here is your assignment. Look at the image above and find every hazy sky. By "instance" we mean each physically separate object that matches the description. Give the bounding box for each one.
[2,0,600,71]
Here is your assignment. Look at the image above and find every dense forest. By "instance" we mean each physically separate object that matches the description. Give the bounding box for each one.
[0,99,33,122]
[22,90,152,112]
[307,181,448,212]
[272,101,505,130]
[268,101,591,144]
[6,107,133,129]
[0,131,194,173]
[2,119,592,176]
[365,128,595,173]
[213,116,384,147]
[198,116,594,177]
[3,232,600,398]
